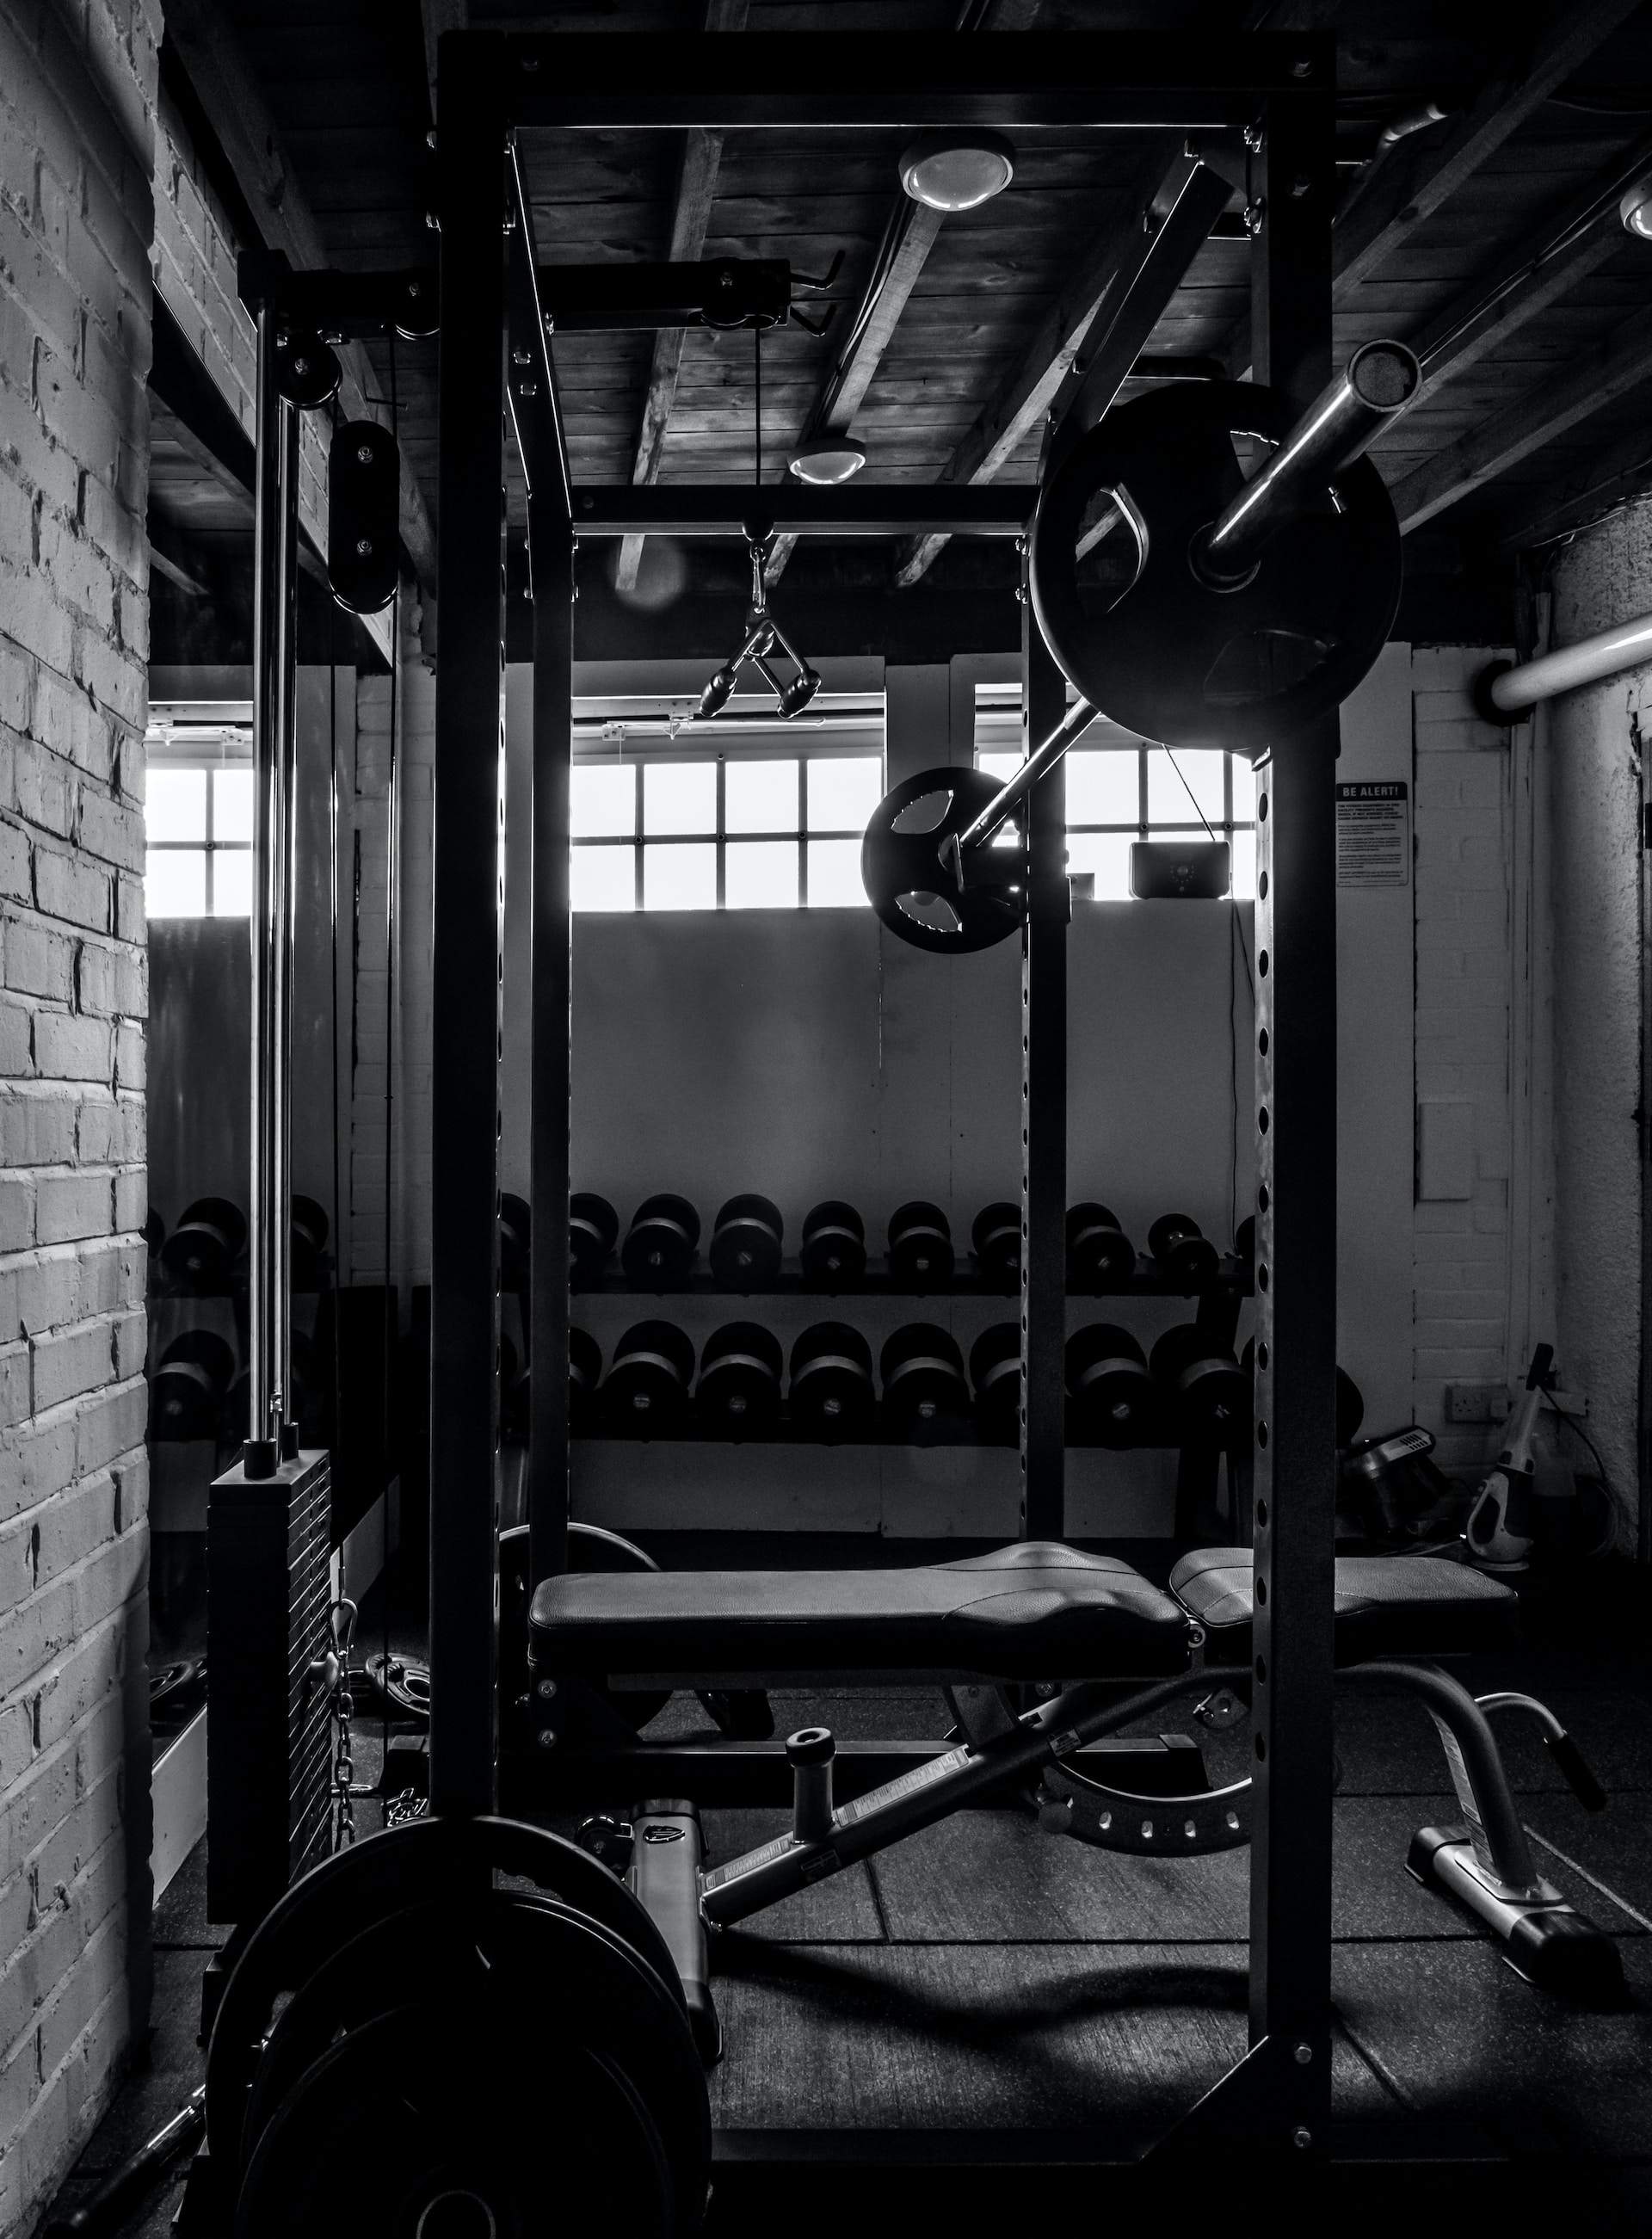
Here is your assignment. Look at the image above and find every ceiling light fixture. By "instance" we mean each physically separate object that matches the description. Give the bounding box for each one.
[788,437,866,484]
[1621,176,1652,237]
[898,129,1015,213]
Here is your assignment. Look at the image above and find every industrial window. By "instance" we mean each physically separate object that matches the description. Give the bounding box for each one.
[570,691,884,912]
[144,714,255,918]
[975,686,1257,901]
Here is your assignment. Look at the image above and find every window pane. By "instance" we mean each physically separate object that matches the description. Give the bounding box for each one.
[807,756,882,834]
[806,838,865,907]
[1230,827,1256,902]
[1229,754,1258,822]
[1066,749,1138,827]
[213,768,253,842]
[146,847,206,916]
[977,750,1020,785]
[211,848,252,917]
[571,844,636,912]
[572,763,636,838]
[726,758,798,834]
[147,768,206,843]
[726,839,798,909]
[1147,747,1225,826]
[1064,831,1134,901]
[644,760,716,835]
[643,842,716,910]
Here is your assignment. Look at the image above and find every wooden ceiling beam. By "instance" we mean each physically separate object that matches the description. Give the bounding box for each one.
[1390,300,1652,534]
[614,0,751,595]
[894,135,1224,589]
[1495,419,1652,552]
[165,0,440,604]
[1330,0,1646,299]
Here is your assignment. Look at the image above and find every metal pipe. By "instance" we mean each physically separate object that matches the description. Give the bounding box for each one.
[246,310,291,1480]
[1195,339,1421,585]
[1483,610,1652,714]
[274,397,299,1458]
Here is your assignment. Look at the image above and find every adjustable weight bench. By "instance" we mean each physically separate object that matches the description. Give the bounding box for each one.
[527,1540,1624,2057]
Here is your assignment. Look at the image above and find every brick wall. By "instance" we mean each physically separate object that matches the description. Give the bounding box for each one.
[0,1,157,2229]
[1410,646,1518,1472]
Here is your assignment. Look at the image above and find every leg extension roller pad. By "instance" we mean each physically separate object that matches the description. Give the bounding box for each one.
[1409,1825,1626,2005]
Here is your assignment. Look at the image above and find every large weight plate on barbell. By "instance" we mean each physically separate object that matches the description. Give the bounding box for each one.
[860,767,1026,953]
[205,1816,686,2171]
[1030,381,1402,758]
[237,1891,709,2229]
[237,1998,679,2239]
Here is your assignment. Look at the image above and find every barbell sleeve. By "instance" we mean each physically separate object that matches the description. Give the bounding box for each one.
[1195,339,1421,586]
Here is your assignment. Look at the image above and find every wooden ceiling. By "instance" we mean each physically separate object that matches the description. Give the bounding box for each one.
[160,0,1652,619]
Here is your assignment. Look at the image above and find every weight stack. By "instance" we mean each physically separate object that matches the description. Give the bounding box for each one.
[206,1450,336,1925]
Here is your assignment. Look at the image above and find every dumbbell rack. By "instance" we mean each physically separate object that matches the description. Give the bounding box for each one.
[576,1251,1254,1298]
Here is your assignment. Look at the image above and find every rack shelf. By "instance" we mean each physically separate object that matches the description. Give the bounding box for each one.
[570,1253,1254,1303]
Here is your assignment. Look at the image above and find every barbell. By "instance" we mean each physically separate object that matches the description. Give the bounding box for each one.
[862,343,1421,953]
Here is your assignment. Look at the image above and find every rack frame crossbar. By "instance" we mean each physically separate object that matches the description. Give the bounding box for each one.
[427,25,1341,2165]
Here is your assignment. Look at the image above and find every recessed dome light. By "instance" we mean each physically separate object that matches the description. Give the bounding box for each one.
[788,438,867,484]
[1622,176,1652,237]
[899,130,1014,213]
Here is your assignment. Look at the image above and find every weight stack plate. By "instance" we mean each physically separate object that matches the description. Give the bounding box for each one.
[206,1448,336,1924]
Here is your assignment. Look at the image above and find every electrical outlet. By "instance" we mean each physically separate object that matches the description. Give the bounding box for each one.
[1445,1382,1505,1422]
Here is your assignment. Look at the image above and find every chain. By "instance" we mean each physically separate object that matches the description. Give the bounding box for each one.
[330,1595,358,1850]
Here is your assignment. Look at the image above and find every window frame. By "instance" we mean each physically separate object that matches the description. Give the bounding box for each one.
[974,688,1255,901]
[572,736,884,914]
[144,721,256,920]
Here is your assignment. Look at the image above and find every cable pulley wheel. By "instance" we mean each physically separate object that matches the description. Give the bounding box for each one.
[860,766,1026,953]
[1029,380,1402,758]
[235,1999,681,2239]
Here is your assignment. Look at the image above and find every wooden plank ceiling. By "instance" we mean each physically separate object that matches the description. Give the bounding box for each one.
[183,0,1652,601]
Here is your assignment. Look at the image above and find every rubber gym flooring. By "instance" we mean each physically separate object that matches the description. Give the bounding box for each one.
[40,1557,1652,2236]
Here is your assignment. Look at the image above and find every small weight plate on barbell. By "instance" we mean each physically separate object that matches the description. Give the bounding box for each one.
[860,766,1027,953]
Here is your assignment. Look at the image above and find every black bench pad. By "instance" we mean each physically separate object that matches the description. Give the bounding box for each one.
[529,1541,1188,1680]
[1170,1547,1518,1659]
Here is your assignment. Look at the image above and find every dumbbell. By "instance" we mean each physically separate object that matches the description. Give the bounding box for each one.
[603,1319,695,1434]
[1067,1202,1135,1292]
[886,1200,954,1289]
[971,1201,1022,1289]
[880,1322,971,1440]
[696,1321,784,1437]
[499,1193,532,1293]
[800,1200,866,1289]
[789,1322,876,1440]
[570,1193,619,1288]
[501,1328,604,1443]
[621,1194,700,1288]
[291,1194,330,1292]
[150,1330,237,1441]
[1148,1212,1220,1294]
[160,1197,246,1292]
[969,1323,1021,1444]
[1240,1338,1365,1448]
[1066,1323,1161,1447]
[709,1194,784,1289]
[1150,1325,1249,1445]
[142,1208,165,1257]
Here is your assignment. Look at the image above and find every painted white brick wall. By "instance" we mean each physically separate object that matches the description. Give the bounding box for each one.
[0,1,157,2228]
[1410,646,1516,1473]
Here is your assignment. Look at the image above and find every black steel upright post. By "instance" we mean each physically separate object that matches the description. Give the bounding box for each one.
[428,40,509,1817]
[1245,73,1340,2125]
[527,506,573,1585]
[1020,583,1068,1541]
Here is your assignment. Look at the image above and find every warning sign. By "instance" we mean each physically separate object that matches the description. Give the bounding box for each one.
[1336,780,1409,888]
